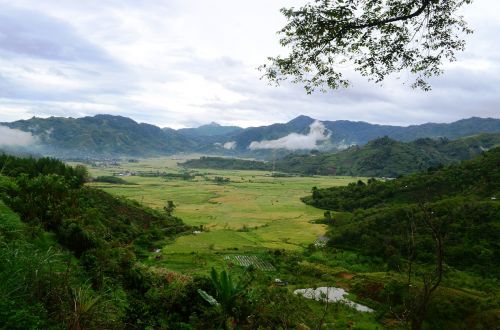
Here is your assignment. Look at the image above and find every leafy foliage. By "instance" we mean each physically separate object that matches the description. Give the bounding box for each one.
[0,153,88,187]
[0,155,195,328]
[262,0,473,91]
[93,175,131,184]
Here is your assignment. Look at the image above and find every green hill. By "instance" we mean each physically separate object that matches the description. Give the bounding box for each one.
[2,114,197,156]
[177,122,243,139]
[277,132,500,177]
[181,133,500,177]
[302,147,500,276]
[0,155,190,328]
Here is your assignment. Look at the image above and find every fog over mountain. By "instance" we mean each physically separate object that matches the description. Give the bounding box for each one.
[0,126,37,147]
[249,121,330,151]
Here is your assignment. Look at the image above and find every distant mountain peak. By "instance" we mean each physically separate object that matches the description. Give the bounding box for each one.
[177,122,243,139]
[289,115,314,122]
[195,122,222,128]
[287,115,316,126]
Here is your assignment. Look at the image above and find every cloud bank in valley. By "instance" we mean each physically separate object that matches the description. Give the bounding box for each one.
[249,120,330,150]
[0,126,37,147]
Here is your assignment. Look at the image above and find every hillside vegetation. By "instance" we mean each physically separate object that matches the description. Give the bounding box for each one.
[224,115,500,151]
[182,133,500,177]
[0,154,382,329]
[3,115,196,156]
[0,155,197,328]
[297,148,500,328]
[303,147,500,276]
[3,114,500,157]
[1,151,499,329]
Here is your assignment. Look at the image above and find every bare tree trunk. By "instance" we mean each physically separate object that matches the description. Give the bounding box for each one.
[407,203,445,330]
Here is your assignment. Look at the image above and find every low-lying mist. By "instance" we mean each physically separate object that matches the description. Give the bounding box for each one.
[0,126,37,147]
[249,120,330,151]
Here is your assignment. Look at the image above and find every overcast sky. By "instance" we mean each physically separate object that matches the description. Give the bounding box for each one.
[0,0,499,128]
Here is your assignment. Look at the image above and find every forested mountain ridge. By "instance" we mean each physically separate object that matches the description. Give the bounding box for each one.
[2,114,197,156]
[224,115,500,151]
[177,122,243,139]
[277,132,500,177]
[2,114,500,157]
[182,132,500,177]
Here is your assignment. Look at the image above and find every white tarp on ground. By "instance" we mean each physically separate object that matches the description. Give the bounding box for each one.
[294,287,374,313]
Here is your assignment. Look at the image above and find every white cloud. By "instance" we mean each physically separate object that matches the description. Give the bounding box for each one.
[0,0,498,128]
[0,126,37,147]
[223,141,237,150]
[249,121,330,150]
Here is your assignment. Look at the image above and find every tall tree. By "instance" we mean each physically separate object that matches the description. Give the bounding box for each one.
[262,0,473,92]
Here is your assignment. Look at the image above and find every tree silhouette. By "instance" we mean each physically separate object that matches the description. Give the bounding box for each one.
[262,0,473,92]
[163,200,176,216]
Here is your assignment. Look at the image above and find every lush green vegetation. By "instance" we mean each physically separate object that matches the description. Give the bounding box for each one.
[93,175,132,184]
[1,155,384,329]
[300,148,500,328]
[3,114,500,157]
[87,159,354,251]
[278,133,500,177]
[183,156,272,171]
[0,155,204,328]
[183,133,500,177]
[2,150,499,329]
[3,114,196,156]
[219,115,500,152]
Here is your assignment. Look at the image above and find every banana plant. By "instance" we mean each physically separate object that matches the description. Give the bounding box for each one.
[198,267,251,318]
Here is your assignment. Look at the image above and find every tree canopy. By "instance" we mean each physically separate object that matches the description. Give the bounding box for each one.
[262,0,473,92]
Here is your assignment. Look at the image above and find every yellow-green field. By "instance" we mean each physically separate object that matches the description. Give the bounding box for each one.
[78,157,362,271]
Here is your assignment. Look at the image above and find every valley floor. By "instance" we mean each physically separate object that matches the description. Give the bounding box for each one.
[70,156,499,329]
[83,157,364,273]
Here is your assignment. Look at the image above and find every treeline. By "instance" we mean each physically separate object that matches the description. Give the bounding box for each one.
[182,156,272,171]
[0,154,88,186]
[303,147,500,276]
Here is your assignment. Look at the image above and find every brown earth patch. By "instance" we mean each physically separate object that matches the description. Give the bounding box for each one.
[338,272,354,280]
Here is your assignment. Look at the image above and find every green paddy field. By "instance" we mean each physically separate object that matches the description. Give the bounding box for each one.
[80,157,363,273]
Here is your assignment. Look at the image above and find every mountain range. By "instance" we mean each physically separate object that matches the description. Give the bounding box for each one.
[2,114,500,158]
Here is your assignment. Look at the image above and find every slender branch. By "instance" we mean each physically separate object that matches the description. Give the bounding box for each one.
[335,0,432,31]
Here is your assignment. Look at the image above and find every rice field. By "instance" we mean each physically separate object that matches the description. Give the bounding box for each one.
[78,156,363,272]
